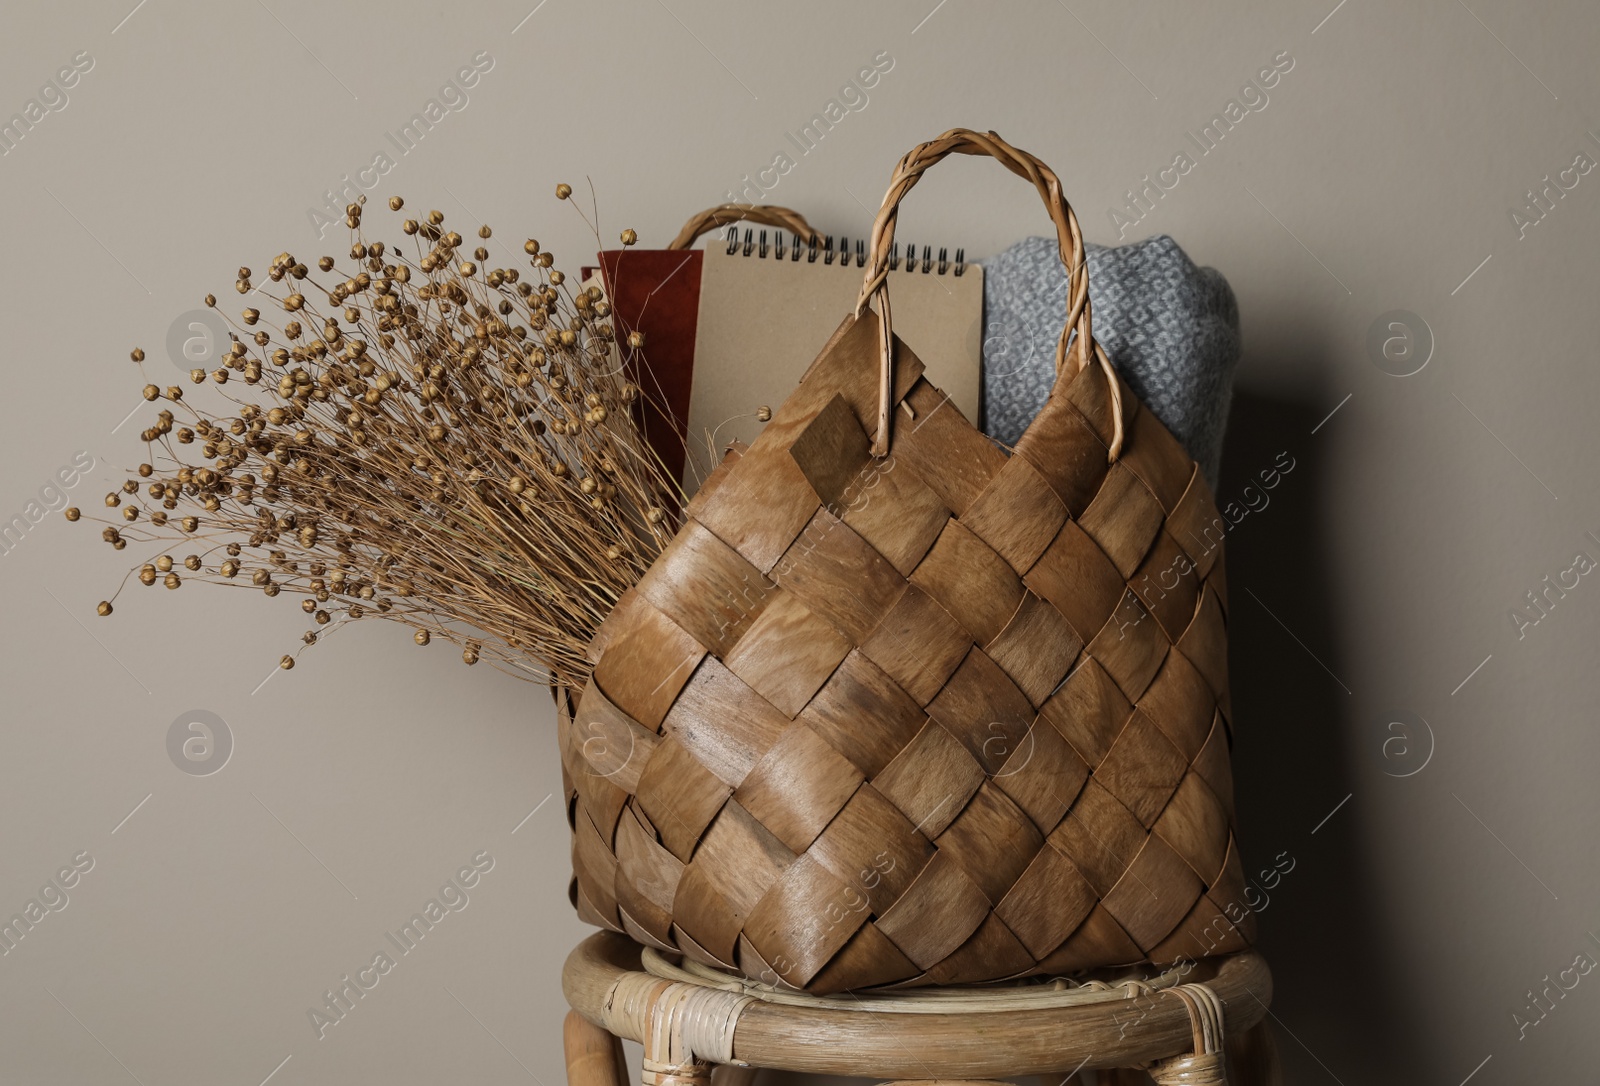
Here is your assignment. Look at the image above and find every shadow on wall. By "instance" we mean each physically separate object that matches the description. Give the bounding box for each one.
[1219,388,1422,1086]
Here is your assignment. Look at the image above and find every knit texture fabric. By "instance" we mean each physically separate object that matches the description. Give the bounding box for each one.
[980,234,1240,487]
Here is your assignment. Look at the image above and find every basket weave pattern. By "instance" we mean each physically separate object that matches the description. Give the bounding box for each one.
[560,131,1250,994]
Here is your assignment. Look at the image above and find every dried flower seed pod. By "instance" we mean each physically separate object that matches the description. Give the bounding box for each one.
[82,196,680,686]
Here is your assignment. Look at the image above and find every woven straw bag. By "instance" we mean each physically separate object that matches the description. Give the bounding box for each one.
[559,129,1250,994]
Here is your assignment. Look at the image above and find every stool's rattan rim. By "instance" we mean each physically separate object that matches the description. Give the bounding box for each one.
[639,946,1192,1013]
[565,932,1274,1078]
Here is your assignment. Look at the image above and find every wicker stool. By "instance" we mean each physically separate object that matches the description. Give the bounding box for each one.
[562,933,1280,1086]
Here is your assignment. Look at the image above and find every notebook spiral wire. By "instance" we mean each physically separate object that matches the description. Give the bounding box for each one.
[723,226,965,276]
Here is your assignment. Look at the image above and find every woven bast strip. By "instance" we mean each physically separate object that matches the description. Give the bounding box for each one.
[561,128,1251,994]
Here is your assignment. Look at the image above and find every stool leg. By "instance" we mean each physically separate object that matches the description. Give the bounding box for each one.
[709,1066,757,1086]
[565,1010,628,1086]
[1224,1022,1281,1086]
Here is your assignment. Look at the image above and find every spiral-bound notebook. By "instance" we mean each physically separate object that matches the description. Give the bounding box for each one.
[592,228,983,490]
[686,231,983,484]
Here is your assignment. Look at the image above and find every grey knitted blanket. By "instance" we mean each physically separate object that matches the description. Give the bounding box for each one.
[980,235,1240,487]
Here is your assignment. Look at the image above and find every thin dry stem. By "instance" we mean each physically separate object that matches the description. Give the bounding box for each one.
[78,197,682,690]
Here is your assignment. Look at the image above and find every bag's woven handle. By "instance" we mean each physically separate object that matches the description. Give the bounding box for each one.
[668,204,820,250]
[853,128,1124,460]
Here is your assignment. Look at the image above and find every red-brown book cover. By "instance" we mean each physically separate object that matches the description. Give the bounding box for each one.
[593,248,703,486]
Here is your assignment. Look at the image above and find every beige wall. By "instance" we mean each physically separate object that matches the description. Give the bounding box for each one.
[2,0,1597,1081]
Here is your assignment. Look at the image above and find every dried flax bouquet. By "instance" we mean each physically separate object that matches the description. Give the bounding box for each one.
[72,192,681,690]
